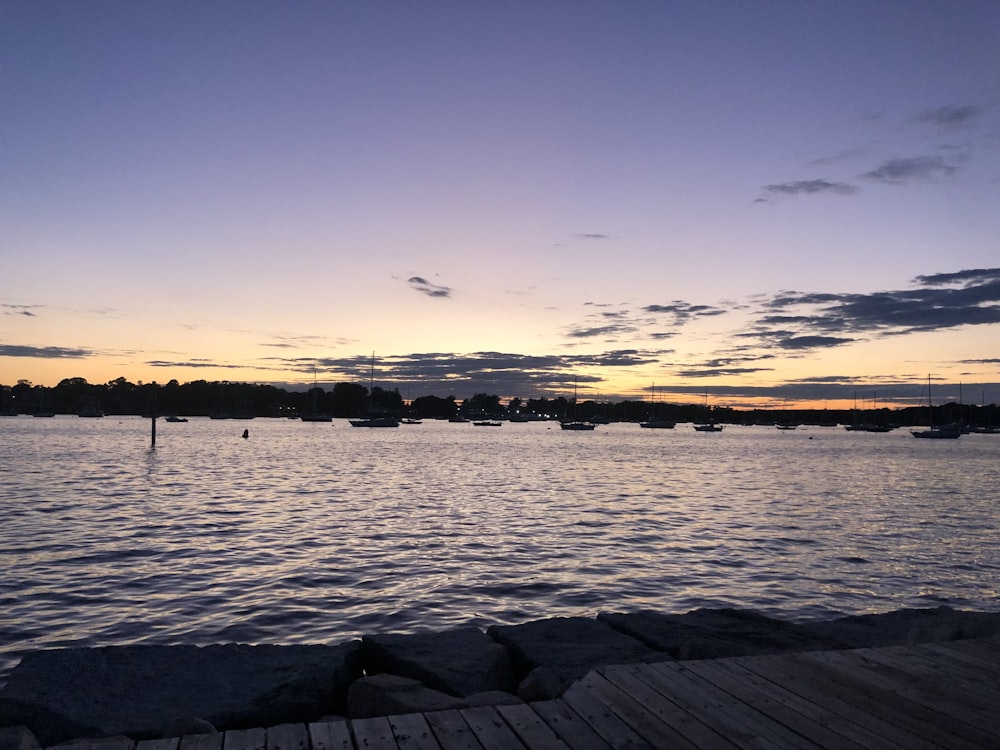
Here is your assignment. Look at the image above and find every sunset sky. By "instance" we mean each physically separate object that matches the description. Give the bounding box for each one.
[2,2,999,408]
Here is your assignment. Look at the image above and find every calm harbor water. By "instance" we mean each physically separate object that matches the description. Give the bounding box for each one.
[2,415,998,683]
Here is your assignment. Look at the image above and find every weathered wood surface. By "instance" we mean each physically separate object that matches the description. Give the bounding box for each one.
[45,637,1000,749]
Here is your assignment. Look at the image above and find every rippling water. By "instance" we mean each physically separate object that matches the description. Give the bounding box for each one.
[2,415,998,683]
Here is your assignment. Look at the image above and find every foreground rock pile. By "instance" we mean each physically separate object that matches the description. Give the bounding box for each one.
[2,606,998,745]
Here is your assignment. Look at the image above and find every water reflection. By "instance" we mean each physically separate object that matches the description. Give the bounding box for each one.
[1,416,997,683]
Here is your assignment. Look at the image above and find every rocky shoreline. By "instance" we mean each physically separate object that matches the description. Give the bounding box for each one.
[2,606,999,746]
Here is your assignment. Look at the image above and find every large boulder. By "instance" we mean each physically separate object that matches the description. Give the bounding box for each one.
[0,726,39,750]
[598,608,850,660]
[804,606,1000,649]
[487,616,663,684]
[0,642,361,745]
[361,627,515,697]
[347,674,466,718]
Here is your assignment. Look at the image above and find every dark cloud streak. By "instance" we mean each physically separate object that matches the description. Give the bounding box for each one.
[407,276,452,298]
[0,344,92,358]
[862,156,956,184]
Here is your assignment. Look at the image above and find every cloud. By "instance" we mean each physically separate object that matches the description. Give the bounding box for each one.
[576,233,610,240]
[862,156,956,184]
[809,148,869,166]
[147,359,248,369]
[407,276,452,298]
[643,301,726,326]
[761,179,859,197]
[0,344,92,358]
[676,366,774,378]
[915,268,999,287]
[918,104,980,128]
[2,304,43,317]
[749,268,1000,347]
[565,323,638,339]
[269,350,664,397]
[777,335,855,350]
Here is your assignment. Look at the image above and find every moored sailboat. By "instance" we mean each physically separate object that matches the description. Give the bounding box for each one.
[912,376,961,439]
[350,353,399,427]
[560,379,596,430]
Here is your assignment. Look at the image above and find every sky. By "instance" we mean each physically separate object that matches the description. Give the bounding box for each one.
[2,1,999,409]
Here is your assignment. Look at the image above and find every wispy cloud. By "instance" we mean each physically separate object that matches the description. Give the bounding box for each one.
[862,156,957,184]
[760,179,859,198]
[917,104,981,128]
[147,359,250,369]
[0,344,92,358]
[777,335,855,350]
[565,323,638,339]
[407,276,452,298]
[643,301,727,326]
[576,233,610,240]
[2,304,43,317]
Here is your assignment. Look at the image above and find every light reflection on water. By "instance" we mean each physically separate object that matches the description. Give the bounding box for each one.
[1,415,998,680]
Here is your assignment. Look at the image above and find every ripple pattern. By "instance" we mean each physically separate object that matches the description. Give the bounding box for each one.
[2,416,998,682]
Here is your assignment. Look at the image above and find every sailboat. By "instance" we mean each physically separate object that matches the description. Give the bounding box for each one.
[693,392,723,431]
[639,383,675,428]
[560,379,596,430]
[350,353,399,427]
[300,367,333,422]
[912,376,961,439]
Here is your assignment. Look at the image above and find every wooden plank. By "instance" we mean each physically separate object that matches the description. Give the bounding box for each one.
[495,703,571,750]
[56,741,135,750]
[798,649,998,745]
[959,636,1000,655]
[388,712,442,750]
[530,699,613,749]
[180,734,225,750]
[423,708,483,750]
[136,740,179,750]
[918,640,1000,684]
[560,681,654,749]
[686,658,869,750]
[694,658,898,749]
[223,728,266,750]
[458,706,525,749]
[859,644,1000,706]
[576,669,704,749]
[887,642,1000,683]
[732,652,943,750]
[265,723,310,750]
[308,720,354,750]
[350,716,399,750]
[640,660,815,750]
[599,663,736,749]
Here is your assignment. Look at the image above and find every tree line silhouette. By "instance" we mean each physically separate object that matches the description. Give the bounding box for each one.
[1,376,997,427]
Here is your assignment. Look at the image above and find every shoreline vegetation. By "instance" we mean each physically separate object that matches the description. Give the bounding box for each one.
[3,377,998,428]
[1,606,998,744]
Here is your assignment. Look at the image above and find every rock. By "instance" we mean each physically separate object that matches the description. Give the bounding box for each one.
[598,608,850,660]
[805,606,1000,649]
[0,726,40,750]
[361,627,515,696]
[516,667,570,702]
[0,642,361,745]
[487,616,663,684]
[347,674,467,718]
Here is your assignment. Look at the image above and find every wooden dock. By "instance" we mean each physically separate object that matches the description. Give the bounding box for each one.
[53,637,1000,749]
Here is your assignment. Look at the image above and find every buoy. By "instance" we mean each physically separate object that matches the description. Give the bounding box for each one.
[242,429,249,439]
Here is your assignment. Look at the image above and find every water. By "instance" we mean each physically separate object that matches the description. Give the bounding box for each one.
[2,415,998,683]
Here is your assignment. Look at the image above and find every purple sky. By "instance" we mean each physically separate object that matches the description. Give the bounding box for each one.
[2,2,999,407]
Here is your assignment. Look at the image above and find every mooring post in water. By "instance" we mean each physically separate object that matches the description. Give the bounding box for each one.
[151,413,157,446]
